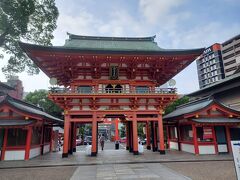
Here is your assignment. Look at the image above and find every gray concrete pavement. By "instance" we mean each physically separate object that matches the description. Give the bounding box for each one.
[0,142,233,169]
[71,163,191,180]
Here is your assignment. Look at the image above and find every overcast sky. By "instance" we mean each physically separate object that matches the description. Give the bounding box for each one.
[0,0,240,94]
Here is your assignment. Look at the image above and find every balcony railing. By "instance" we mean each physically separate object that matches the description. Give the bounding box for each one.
[49,87,177,95]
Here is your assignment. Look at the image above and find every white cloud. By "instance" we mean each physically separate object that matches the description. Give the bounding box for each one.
[139,0,187,24]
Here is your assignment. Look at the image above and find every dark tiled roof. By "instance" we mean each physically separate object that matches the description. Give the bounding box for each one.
[0,82,15,91]
[64,33,162,51]
[192,117,240,123]
[163,97,213,120]
[0,120,35,126]
[0,95,63,124]
[19,33,204,55]
[163,97,240,120]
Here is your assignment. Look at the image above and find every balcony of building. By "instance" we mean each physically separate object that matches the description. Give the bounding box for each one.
[49,86,177,96]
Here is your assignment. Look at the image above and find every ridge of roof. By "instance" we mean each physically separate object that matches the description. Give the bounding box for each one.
[176,96,212,109]
[67,32,156,42]
[6,95,44,111]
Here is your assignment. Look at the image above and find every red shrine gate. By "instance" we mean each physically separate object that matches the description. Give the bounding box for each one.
[20,34,204,157]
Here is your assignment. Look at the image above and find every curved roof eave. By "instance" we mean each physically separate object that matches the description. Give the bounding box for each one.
[19,42,204,56]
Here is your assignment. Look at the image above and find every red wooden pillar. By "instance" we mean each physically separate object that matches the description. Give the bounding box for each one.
[1,129,8,161]
[25,126,33,160]
[225,126,232,153]
[126,122,129,150]
[192,124,199,155]
[91,111,97,156]
[68,122,72,154]
[158,113,165,154]
[146,121,151,150]
[73,123,77,152]
[132,112,138,155]
[212,126,218,154]
[62,114,70,158]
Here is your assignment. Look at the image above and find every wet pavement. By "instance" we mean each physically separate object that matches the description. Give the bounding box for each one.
[0,142,236,180]
[0,142,233,169]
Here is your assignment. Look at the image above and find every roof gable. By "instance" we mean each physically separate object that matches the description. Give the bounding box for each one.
[64,33,162,51]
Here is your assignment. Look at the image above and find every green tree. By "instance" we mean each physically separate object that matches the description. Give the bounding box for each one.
[24,89,63,118]
[0,0,58,77]
[164,96,190,115]
[137,123,145,139]
[120,125,125,138]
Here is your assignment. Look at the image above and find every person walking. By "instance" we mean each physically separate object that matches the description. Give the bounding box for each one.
[100,134,105,151]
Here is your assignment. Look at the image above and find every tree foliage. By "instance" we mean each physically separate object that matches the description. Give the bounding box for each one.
[24,89,63,118]
[0,0,58,77]
[164,96,190,115]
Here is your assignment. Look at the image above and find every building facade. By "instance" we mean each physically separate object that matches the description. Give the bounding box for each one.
[0,95,62,161]
[196,43,225,89]
[222,34,240,77]
[20,33,203,158]
[164,97,240,155]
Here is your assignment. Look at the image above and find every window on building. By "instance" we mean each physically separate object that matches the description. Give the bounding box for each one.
[197,127,213,142]
[7,128,27,146]
[179,125,193,141]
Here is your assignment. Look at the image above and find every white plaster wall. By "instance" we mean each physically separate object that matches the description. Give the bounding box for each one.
[181,143,195,154]
[82,99,90,103]
[29,147,41,159]
[148,99,155,103]
[199,145,216,154]
[139,99,145,103]
[118,99,130,103]
[99,99,111,103]
[138,106,146,110]
[170,141,179,150]
[5,150,25,160]
[148,106,156,110]
[82,106,91,110]
[43,144,50,154]
[121,106,130,110]
[218,144,228,153]
[72,99,79,103]
[99,106,108,110]
[119,76,127,80]
[71,106,80,110]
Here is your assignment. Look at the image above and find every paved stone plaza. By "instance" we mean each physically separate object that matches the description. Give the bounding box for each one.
[0,142,236,180]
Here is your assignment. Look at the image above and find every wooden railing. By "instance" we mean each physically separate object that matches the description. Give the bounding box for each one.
[49,87,177,94]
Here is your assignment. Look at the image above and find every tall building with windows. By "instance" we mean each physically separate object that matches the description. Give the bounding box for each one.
[196,43,225,89]
[221,34,240,77]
